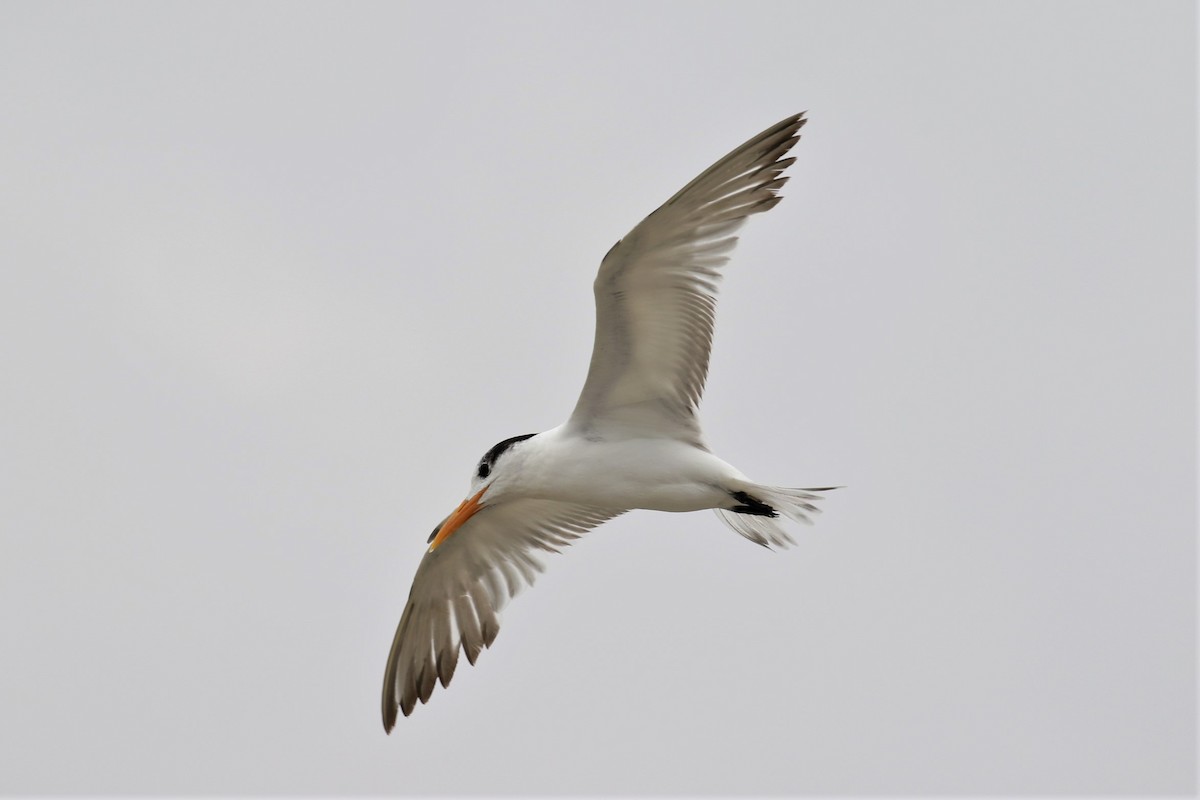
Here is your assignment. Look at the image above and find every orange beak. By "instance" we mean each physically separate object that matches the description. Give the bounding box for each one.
[427,487,488,552]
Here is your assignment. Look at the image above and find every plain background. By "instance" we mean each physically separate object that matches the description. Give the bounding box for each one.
[0,0,1194,795]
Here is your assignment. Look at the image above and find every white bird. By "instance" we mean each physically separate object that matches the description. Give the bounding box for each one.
[382,112,833,730]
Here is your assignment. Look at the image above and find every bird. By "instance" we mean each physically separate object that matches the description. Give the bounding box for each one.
[381,112,833,731]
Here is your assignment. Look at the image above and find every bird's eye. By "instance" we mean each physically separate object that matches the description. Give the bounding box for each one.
[477,462,490,479]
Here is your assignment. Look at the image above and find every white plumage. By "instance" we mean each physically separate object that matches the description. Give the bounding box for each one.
[381,112,833,730]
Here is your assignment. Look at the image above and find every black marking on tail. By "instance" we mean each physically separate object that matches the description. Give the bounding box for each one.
[729,490,778,518]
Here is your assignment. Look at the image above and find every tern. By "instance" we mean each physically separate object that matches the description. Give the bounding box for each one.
[382,112,833,730]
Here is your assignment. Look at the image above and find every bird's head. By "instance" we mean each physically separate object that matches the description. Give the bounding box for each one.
[426,432,538,552]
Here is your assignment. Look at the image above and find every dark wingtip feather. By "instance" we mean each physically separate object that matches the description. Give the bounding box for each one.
[417,661,436,703]
[436,648,459,689]
[481,617,500,648]
[755,195,784,213]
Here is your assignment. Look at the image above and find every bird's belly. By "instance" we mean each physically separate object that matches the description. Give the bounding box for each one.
[611,479,727,512]
[523,435,740,512]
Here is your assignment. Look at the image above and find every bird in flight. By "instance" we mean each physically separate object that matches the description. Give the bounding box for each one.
[382,112,833,731]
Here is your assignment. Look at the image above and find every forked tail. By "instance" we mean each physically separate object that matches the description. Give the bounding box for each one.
[714,485,839,549]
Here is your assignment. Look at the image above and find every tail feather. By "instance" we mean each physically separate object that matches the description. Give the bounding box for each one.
[714,485,838,549]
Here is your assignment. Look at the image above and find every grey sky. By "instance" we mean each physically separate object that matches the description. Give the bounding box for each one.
[0,0,1194,794]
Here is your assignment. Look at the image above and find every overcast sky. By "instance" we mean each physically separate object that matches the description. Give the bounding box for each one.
[0,1,1194,795]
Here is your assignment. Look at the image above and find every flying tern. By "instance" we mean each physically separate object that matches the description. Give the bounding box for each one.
[382,112,833,730]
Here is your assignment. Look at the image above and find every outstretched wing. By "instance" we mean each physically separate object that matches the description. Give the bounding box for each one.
[567,113,806,445]
[381,498,621,730]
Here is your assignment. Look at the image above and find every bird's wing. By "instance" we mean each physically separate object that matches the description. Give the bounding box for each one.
[381,497,621,729]
[567,113,806,445]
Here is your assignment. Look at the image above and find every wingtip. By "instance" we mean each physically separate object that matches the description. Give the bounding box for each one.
[788,112,808,137]
[765,112,807,140]
[381,684,417,733]
[779,111,807,130]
